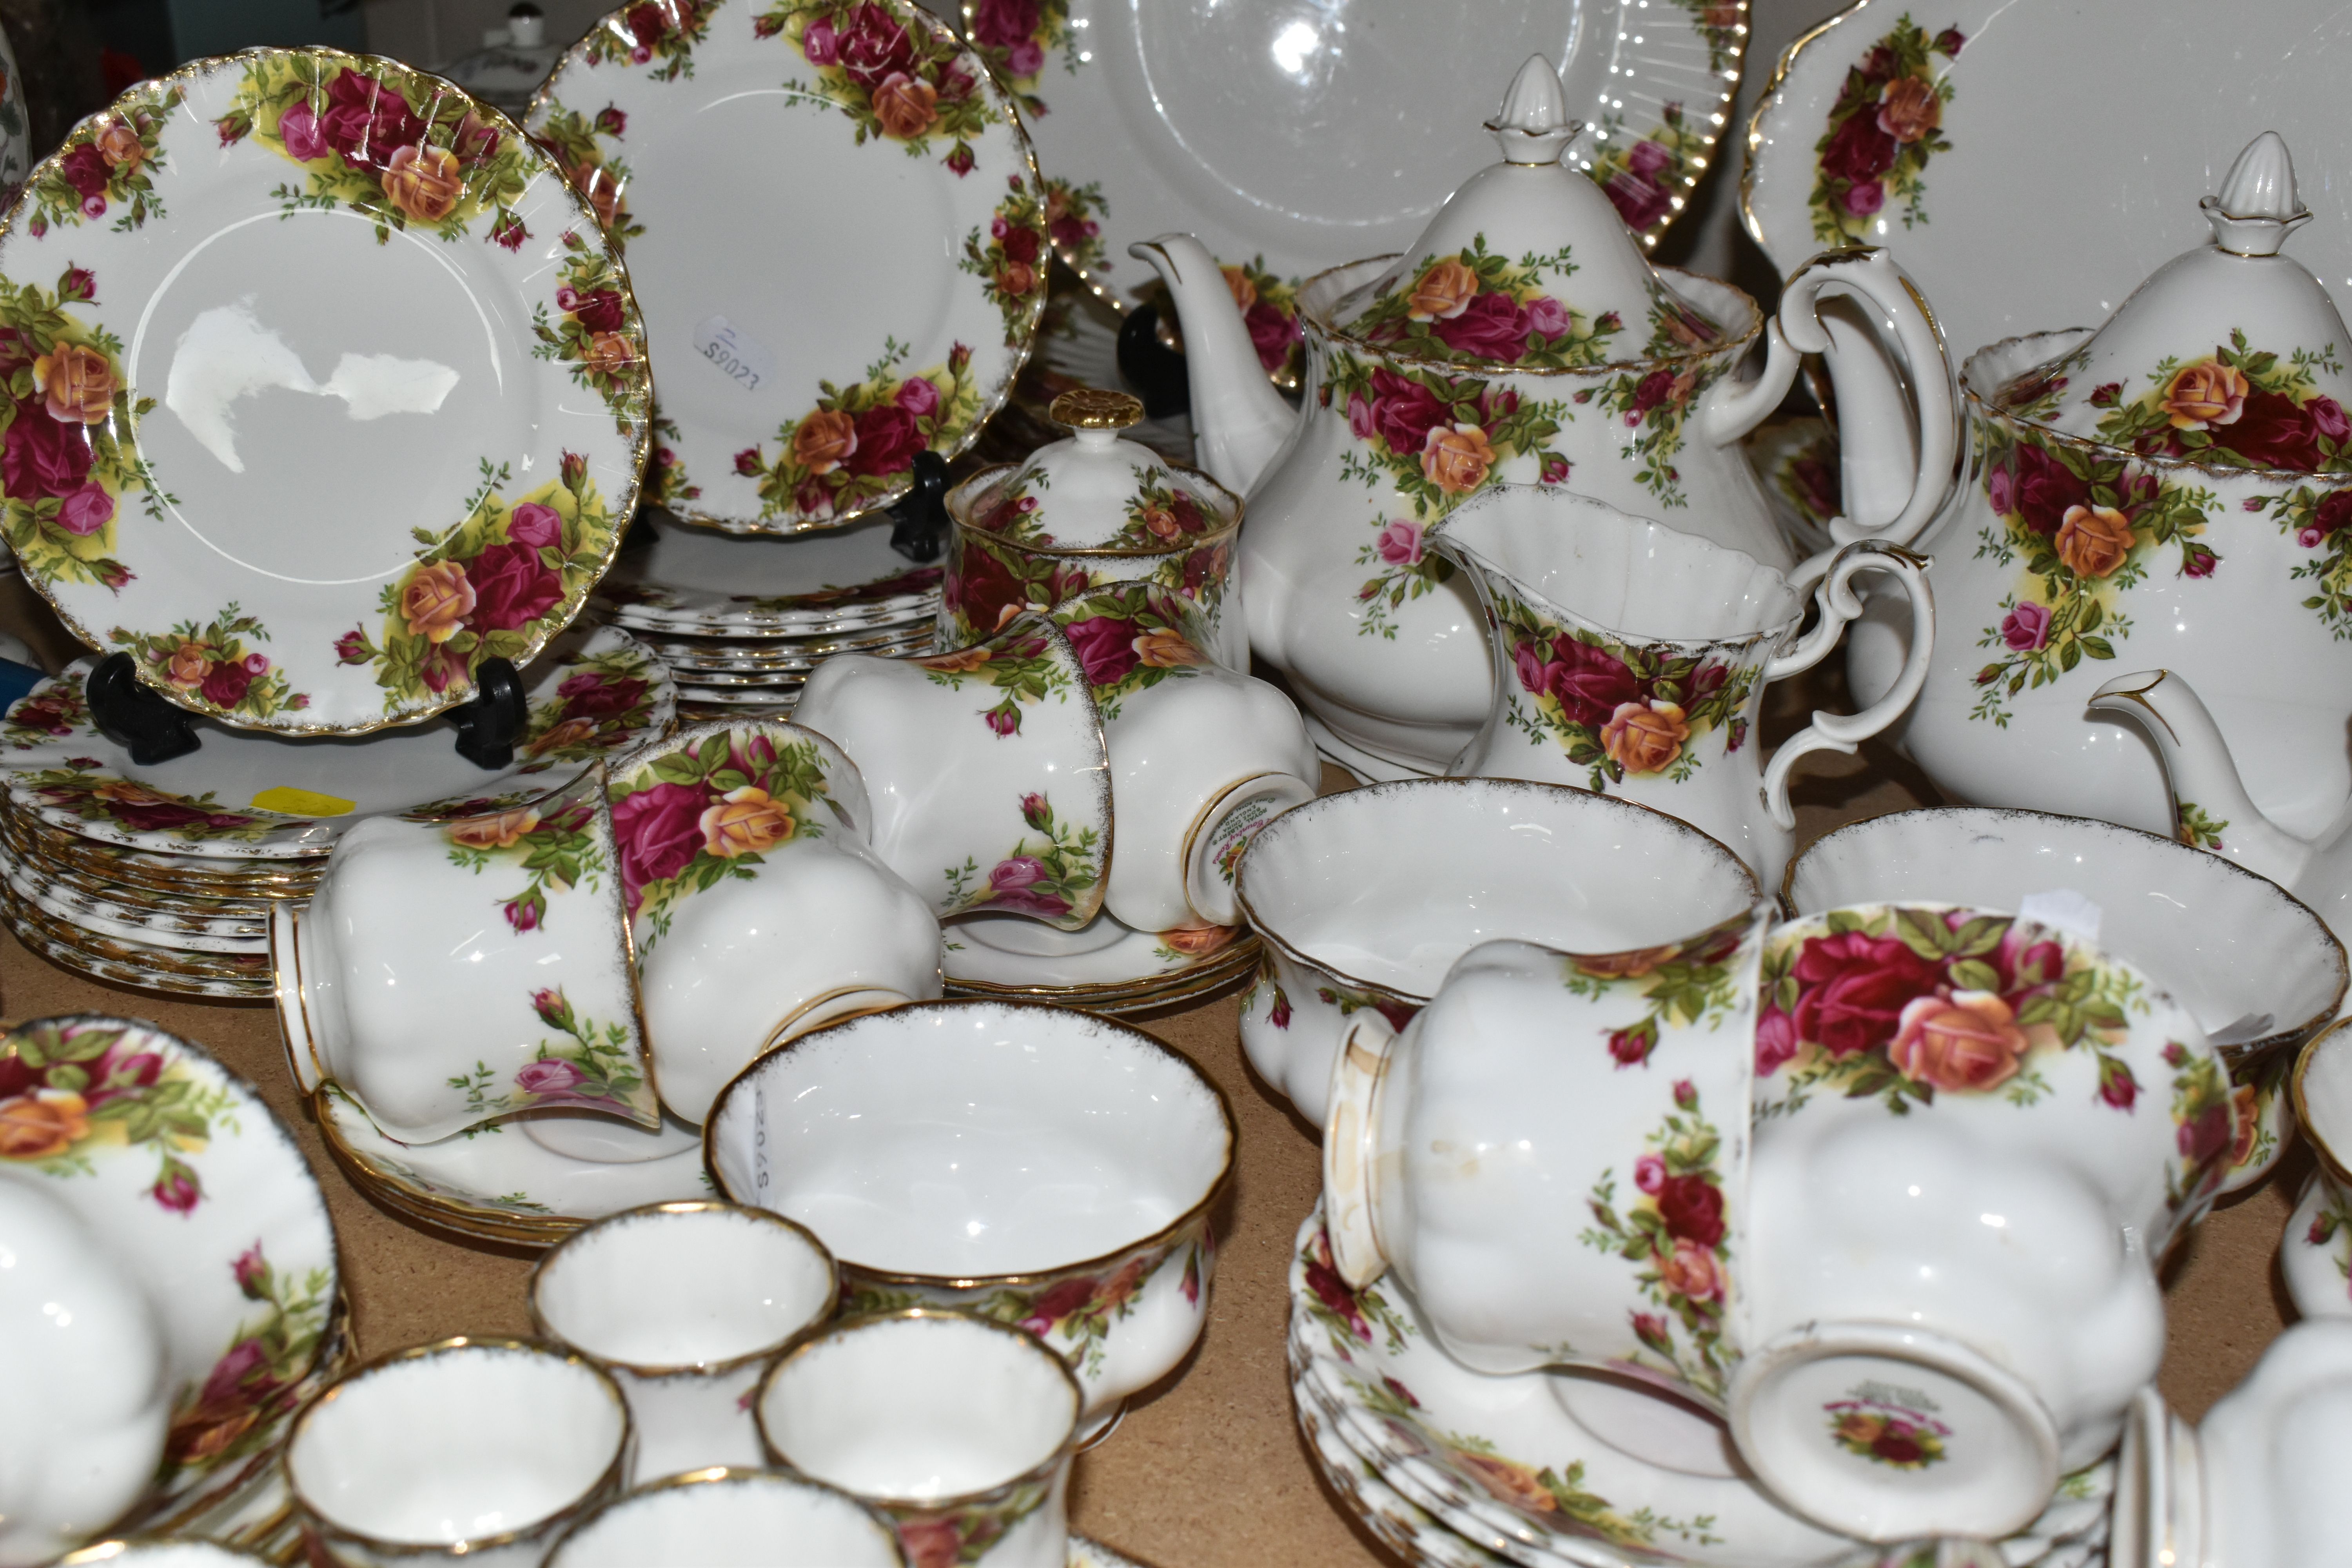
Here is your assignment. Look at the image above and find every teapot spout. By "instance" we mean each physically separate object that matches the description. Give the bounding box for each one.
[1129,233,1298,495]
[2088,670,2313,887]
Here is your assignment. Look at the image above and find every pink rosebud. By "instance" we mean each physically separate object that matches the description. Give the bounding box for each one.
[233,1245,268,1298]
[733,447,762,476]
[1673,1078,1697,1109]
[152,1165,200,1213]
[1634,1153,1666,1193]
[985,704,1020,737]
[944,143,975,176]
[242,653,269,675]
[335,630,369,665]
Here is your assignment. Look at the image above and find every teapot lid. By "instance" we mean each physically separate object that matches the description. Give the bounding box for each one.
[952,388,1239,552]
[1328,56,1728,370]
[1993,132,2352,472]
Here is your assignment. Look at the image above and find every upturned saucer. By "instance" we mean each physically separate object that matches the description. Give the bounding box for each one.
[943,907,1257,1014]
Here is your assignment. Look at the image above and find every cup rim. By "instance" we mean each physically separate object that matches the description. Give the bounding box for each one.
[544,1464,907,1568]
[2291,1016,2352,1187]
[751,1307,1084,1512]
[701,998,1236,1290]
[1784,804,2351,1059]
[1233,775,1761,1005]
[526,1200,842,1378]
[283,1334,632,1557]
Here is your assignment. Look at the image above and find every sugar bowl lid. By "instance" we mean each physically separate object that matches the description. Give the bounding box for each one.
[1993,132,2352,473]
[1328,55,1727,369]
[948,388,1239,552]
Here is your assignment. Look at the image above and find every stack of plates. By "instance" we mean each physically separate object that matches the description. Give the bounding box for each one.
[0,626,676,998]
[593,514,942,720]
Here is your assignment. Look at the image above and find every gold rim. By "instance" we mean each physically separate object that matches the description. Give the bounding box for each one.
[285,1336,632,1557]
[545,1466,909,1568]
[0,46,653,738]
[943,462,1245,559]
[312,1084,583,1247]
[751,1307,1083,1509]
[527,1200,841,1379]
[2291,1017,2352,1188]
[941,929,1260,1008]
[1736,0,1867,252]
[702,997,1236,1291]
[1232,775,1761,1005]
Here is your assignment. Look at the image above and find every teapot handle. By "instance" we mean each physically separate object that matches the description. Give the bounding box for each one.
[1758,541,1935,831]
[1702,248,1958,549]
[1323,1012,1397,1289]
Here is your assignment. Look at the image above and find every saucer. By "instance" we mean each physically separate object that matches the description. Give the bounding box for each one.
[529,0,1046,533]
[0,625,676,858]
[0,845,266,952]
[2,50,648,731]
[0,884,275,998]
[314,1085,710,1248]
[1286,1206,2115,1568]
[593,514,944,634]
[943,907,1257,1013]
[0,1017,341,1529]
[2284,1172,2352,1321]
[1300,1393,1510,1568]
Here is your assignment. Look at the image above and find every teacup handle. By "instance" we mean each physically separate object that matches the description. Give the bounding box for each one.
[1323,1012,1397,1289]
[1699,247,1958,548]
[1758,542,1935,831]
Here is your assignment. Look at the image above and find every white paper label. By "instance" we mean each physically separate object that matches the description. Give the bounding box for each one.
[2016,887,2102,943]
[691,314,775,394]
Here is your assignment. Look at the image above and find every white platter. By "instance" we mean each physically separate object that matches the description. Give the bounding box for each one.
[1744,0,2352,363]
[0,49,650,733]
[988,0,1745,363]
[529,0,1047,534]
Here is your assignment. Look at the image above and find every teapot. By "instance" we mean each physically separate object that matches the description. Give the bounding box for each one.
[2086,666,2352,955]
[1132,55,1957,779]
[1852,133,2352,842]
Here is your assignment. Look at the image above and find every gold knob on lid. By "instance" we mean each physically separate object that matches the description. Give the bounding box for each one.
[1049,388,1144,430]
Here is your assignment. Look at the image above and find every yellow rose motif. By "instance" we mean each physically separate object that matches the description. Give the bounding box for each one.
[1453,1451,1557,1513]
[1836,1410,1886,1446]
[524,717,600,757]
[920,644,995,674]
[701,786,796,858]
[583,331,637,378]
[0,1090,89,1160]
[870,72,939,141]
[571,161,625,230]
[792,408,860,475]
[1406,258,1479,322]
[2055,503,2135,578]
[1421,423,1496,494]
[1874,76,1941,143]
[164,641,211,689]
[33,343,116,424]
[1160,923,1235,957]
[446,806,540,850]
[94,119,145,171]
[2162,361,2250,430]
[1222,265,1258,311]
[401,559,477,643]
[1601,700,1691,775]
[1573,944,1681,980]
[383,143,465,223]
[1139,506,1182,542]
[1132,629,1203,669]
[93,780,175,807]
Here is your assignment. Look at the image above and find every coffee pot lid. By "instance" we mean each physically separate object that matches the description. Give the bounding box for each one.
[1993,132,2352,474]
[953,389,1238,552]
[1328,56,1728,370]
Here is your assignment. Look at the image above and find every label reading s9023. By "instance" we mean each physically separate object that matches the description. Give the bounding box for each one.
[691,315,777,394]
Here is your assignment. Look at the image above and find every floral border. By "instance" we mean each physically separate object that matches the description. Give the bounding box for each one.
[1350,236,1621,372]
[1809,16,1963,245]
[0,265,151,592]
[734,339,983,526]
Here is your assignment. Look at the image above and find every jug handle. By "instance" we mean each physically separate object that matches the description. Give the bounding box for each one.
[1759,542,1935,831]
[1323,1011,1397,1289]
[1701,248,1958,550]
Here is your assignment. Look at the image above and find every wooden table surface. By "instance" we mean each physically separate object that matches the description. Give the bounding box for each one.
[0,574,2307,1567]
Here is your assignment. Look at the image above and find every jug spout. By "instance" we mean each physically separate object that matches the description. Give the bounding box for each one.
[1129,233,1298,495]
[2088,670,2314,887]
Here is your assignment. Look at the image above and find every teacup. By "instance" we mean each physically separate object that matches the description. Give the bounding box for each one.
[546,1468,904,1567]
[2291,1018,2352,1276]
[754,1309,1081,1568]
[604,720,943,1123]
[1428,485,1937,889]
[1051,581,1318,932]
[528,1202,838,1484]
[793,614,1112,931]
[285,1337,630,1567]
[706,1001,1231,1439]
[0,1179,171,1567]
[2112,1321,2352,1568]
[1327,901,2235,1543]
[1234,776,1759,1123]
[274,769,659,1143]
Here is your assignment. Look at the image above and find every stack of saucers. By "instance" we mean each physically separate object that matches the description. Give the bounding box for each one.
[0,626,675,999]
[592,513,940,722]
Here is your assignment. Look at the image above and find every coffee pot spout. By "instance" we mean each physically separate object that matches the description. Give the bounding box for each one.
[1129,233,1298,495]
[2089,670,2314,887]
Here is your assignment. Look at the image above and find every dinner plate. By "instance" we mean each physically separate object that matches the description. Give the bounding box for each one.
[0,802,322,896]
[0,881,276,993]
[528,0,1047,534]
[0,624,673,859]
[1743,0,2352,363]
[0,844,267,951]
[990,0,1744,352]
[594,512,944,633]
[0,1018,340,1523]
[1,49,651,733]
